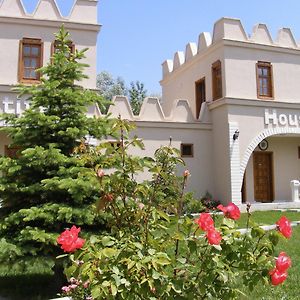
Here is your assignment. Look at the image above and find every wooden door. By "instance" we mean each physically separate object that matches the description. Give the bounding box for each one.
[253,152,273,203]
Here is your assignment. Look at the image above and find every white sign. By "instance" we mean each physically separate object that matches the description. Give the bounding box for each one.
[264,109,300,127]
[0,96,30,115]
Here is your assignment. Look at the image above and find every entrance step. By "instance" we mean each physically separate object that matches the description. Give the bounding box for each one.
[238,202,300,212]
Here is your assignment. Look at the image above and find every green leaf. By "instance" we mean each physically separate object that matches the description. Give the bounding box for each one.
[223,218,236,229]
[102,236,115,247]
[133,242,143,250]
[177,257,187,264]
[212,245,222,251]
[148,248,156,255]
[102,248,118,258]
[157,210,170,222]
[152,270,160,280]
[111,283,117,296]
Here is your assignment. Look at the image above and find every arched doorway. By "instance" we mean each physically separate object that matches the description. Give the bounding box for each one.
[240,128,300,203]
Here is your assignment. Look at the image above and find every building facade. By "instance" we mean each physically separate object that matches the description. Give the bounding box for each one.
[0,0,101,154]
[1,1,300,207]
[108,18,300,206]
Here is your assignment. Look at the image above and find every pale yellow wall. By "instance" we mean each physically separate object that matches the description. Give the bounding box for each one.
[224,44,300,102]
[0,22,98,89]
[161,47,224,118]
[131,123,214,199]
[209,105,232,203]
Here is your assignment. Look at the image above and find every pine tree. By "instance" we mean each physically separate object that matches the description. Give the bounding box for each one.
[0,27,113,279]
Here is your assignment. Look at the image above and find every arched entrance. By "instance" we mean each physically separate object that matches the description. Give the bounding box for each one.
[240,127,300,203]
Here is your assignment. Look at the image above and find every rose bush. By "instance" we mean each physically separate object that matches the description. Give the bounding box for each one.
[56,119,293,300]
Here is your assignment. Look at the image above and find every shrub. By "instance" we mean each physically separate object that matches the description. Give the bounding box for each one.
[56,120,292,300]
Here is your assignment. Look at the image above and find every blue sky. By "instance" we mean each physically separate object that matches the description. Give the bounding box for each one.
[22,0,300,94]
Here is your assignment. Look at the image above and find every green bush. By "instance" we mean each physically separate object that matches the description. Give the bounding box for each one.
[57,120,292,300]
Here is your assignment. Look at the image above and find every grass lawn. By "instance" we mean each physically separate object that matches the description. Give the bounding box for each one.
[235,210,300,300]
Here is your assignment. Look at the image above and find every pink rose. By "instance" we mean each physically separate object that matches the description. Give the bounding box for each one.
[61,286,71,293]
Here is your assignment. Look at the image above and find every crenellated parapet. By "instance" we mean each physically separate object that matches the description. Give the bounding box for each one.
[162,17,300,79]
[0,95,202,123]
[0,0,98,24]
[105,96,201,123]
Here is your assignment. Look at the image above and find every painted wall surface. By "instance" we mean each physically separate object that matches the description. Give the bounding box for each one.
[209,104,232,203]
[224,44,300,102]
[161,18,300,121]
[0,0,100,90]
[226,100,300,167]
[131,122,214,199]
[0,22,98,89]
[161,46,224,118]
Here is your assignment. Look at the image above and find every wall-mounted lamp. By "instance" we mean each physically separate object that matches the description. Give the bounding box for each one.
[233,129,240,141]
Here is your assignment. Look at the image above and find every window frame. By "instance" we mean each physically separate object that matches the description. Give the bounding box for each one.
[18,38,43,83]
[256,61,274,99]
[4,145,21,158]
[195,77,206,119]
[180,143,194,158]
[212,60,223,101]
[51,40,75,58]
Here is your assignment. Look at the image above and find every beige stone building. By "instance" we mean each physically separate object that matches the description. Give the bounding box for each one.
[1,1,300,208]
[113,18,300,208]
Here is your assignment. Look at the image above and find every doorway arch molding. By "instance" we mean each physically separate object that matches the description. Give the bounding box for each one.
[240,127,300,180]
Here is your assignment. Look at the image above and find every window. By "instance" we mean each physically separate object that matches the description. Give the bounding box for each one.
[195,78,206,119]
[18,38,43,83]
[256,61,273,99]
[181,144,193,157]
[51,40,75,57]
[4,145,21,158]
[212,60,222,100]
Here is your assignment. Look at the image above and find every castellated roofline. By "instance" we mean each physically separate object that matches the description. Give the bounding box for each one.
[105,96,199,123]
[0,0,98,24]
[162,17,300,79]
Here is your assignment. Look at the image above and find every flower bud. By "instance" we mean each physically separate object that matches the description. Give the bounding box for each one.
[83,280,90,289]
[69,277,77,284]
[183,170,190,177]
[103,193,114,202]
[70,284,78,289]
[97,168,105,178]
[61,286,71,293]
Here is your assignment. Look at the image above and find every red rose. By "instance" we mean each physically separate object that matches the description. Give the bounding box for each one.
[195,213,214,231]
[276,216,292,238]
[269,268,288,286]
[217,203,241,220]
[57,225,85,253]
[276,252,291,273]
[206,228,222,245]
